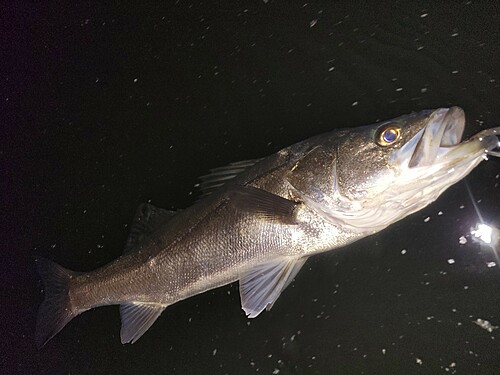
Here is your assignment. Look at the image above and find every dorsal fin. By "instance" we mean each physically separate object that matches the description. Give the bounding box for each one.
[199,158,262,196]
[124,203,177,253]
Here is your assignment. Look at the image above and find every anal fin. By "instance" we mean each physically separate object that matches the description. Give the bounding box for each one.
[239,256,308,318]
[119,302,166,344]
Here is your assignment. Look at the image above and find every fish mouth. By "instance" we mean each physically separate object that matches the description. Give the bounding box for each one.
[396,107,499,169]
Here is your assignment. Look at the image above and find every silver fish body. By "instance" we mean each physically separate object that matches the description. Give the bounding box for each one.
[36,107,499,347]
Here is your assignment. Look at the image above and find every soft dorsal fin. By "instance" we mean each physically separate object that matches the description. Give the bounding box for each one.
[199,158,262,196]
[239,256,308,318]
[119,302,167,344]
[124,203,177,253]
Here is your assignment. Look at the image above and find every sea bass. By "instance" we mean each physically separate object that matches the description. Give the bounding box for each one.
[36,107,500,347]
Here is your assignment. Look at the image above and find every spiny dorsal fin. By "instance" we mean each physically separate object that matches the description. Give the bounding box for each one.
[119,302,166,344]
[124,203,177,253]
[198,158,262,196]
[239,257,308,318]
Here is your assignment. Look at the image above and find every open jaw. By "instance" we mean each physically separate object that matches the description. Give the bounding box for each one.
[394,107,500,169]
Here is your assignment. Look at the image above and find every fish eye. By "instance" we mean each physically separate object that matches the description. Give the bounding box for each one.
[376,125,401,146]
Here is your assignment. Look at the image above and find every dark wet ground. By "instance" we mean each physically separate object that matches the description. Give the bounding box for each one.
[3,1,499,374]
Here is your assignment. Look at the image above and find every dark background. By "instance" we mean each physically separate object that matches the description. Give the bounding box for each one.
[2,1,499,374]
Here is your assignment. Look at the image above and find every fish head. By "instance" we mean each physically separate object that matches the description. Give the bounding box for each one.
[291,107,499,232]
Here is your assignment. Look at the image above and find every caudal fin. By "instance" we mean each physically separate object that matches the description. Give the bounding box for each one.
[35,257,77,348]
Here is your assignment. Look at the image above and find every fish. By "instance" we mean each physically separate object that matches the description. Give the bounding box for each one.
[35,106,500,348]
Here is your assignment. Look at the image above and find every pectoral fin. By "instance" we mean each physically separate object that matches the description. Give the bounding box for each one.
[239,257,308,318]
[230,186,300,224]
[119,302,167,344]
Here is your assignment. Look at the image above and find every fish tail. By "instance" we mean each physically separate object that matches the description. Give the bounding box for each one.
[35,257,78,348]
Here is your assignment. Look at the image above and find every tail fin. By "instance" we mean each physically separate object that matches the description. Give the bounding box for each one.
[35,257,78,348]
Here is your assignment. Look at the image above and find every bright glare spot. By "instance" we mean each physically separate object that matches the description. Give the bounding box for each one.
[471,224,492,244]
[458,236,467,245]
[474,318,498,333]
[447,258,455,264]
[487,261,496,268]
